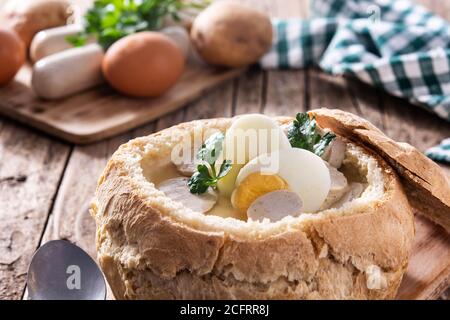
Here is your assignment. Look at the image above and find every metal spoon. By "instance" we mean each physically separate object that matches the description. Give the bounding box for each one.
[27,240,106,300]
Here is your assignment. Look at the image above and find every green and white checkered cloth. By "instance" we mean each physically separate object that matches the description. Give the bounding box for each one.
[425,138,450,162]
[260,0,450,163]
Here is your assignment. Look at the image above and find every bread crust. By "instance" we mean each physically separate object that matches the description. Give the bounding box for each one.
[309,108,450,232]
[91,117,415,300]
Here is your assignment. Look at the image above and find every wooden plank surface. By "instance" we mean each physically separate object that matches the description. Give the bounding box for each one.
[0,0,448,300]
[0,123,71,300]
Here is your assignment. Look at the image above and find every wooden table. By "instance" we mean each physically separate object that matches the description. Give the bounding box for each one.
[0,0,449,300]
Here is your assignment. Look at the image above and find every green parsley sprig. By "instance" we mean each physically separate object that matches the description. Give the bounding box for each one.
[188,132,232,194]
[67,0,210,50]
[287,113,336,156]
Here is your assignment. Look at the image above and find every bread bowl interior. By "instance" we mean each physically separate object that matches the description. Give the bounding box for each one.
[141,139,378,225]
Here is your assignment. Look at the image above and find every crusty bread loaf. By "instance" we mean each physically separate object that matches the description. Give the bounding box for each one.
[91,116,415,300]
[309,108,450,233]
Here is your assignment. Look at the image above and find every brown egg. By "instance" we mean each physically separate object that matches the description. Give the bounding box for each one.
[0,28,25,86]
[102,32,185,97]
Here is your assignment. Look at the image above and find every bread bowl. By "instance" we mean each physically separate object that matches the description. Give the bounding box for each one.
[91,109,449,299]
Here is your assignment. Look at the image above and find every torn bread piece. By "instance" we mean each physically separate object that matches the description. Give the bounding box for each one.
[309,108,450,233]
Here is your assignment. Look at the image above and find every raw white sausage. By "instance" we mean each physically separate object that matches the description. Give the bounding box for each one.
[32,43,104,100]
[30,24,87,63]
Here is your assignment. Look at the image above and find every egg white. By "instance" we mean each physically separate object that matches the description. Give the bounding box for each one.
[217,114,291,196]
[236,148,331,212]
[223,114,291,164]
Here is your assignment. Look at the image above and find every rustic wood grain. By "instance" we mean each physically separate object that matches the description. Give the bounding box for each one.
[307,70,358,113]
[265,71,307,116]
[234,67,264,115]
[184,82,234,121]
[259,0,309,117]
[345,78,385,131]
[0,121,70,300]
[397,214,450,299]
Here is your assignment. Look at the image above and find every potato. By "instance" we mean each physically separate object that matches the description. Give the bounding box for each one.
[190,1,273,68]
[3,0,72,48]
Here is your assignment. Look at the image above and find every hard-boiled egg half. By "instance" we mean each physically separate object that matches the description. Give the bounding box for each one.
[216,114,291,196]
[232,147,331,215]
[213,113,331,221]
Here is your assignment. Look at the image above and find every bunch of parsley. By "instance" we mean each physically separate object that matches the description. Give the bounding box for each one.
[188,133,232,194]
[287,113,335,156]
[67,0,209,49]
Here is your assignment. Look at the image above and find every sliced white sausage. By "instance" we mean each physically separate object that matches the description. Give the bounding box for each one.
[171,143,198,176]
[175,162,198,177]
[32,43,104,100]
[247,190,303,222]
[30,24,88,63]
[320,164,349,210]
[158,177,218,213]
[321,136,346,168]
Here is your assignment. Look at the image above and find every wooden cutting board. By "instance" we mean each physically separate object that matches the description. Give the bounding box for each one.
[0,62,243,144]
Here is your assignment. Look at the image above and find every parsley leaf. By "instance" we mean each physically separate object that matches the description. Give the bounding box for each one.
[66,34,88,47]
[313,131,336,156]
[188,133,232,194]
[287,113,336,156]
[188,164,213,194]
[217,159,232,179]
[68,0,210,50]
[196,132,223,166]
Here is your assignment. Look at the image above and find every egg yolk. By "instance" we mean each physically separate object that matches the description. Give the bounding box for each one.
[231,172,289,214]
